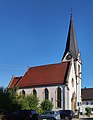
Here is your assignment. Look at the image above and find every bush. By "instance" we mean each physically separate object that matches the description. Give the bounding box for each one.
[17,95,39,110]
[85,107,91,117]
[40,99,53,112]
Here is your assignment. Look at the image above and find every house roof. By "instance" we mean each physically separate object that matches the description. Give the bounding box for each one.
[81,88,93,101]
[62,16,79,60]
[9,61,70,88]
[8,76,22,88]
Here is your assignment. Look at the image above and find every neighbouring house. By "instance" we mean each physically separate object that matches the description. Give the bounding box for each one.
[81,88,93,114]
[8,16,82,112]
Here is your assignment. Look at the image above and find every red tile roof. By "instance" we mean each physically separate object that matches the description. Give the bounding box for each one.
[8,76,22,88]
[15,62,70,88]
[81,88,93,101]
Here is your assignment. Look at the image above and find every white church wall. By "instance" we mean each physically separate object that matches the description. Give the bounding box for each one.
[65,60,77,110]
[17,85,64,110]
[74,59,82,112]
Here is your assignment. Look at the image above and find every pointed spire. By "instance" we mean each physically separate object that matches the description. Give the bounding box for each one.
[71,8,72,18]
[62,16,79,60]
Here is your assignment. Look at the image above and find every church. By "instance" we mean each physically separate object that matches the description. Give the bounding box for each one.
[8,16,82,112]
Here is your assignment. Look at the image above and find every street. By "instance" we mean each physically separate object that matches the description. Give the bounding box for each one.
[72,114,93,120]
[73,117,93,120]
[61,118,93,120]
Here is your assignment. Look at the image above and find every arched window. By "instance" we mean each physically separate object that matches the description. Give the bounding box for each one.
[22,90,25,95]
[45,88,49,100]
[33,89,37,97]
[57,87,61,108]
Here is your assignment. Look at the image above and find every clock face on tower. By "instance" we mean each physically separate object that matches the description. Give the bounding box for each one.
[66,54,72,60]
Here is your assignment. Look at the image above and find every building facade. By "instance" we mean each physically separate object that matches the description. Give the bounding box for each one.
[81,88,93,114]
[8,16,82,112]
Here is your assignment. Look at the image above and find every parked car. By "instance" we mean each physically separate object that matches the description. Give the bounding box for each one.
[39,115,56,120]
[3,110,39,120]
[59,110,74,120]
[39,111,60,120]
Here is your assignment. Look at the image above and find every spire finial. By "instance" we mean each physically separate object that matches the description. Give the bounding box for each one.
[71,8,72,18]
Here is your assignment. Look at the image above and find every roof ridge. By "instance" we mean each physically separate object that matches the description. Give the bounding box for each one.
[28,62,69,69]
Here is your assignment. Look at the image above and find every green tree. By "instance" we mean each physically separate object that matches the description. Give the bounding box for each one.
[40,99,53,112]
[0,87,40,113]
[18,94,39,110]
[0,87,7,113]
[0,87,21,113]
[8,87,21,110]
[0,87,20,113]
[85,107,91,117]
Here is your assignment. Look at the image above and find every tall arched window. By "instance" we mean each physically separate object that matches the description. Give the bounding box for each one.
[57,87,61,108]
[33,89,37,97]
[45,88,49,100]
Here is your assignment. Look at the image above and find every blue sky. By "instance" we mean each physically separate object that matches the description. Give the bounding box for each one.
[0,0,93,88]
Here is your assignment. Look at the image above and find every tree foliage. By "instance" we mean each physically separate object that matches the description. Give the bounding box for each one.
[85,107,91,117]
[40,99,53,112]
[0,87,39,113]
[18,95,39,110]
[0,87,20,113]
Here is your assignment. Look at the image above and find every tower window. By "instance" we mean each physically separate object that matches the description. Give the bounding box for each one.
[51,98,53,102]
[72,78,74,87]
[78,64,80,77]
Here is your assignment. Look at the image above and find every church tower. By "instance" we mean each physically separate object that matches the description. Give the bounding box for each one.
[62,16,82,110]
